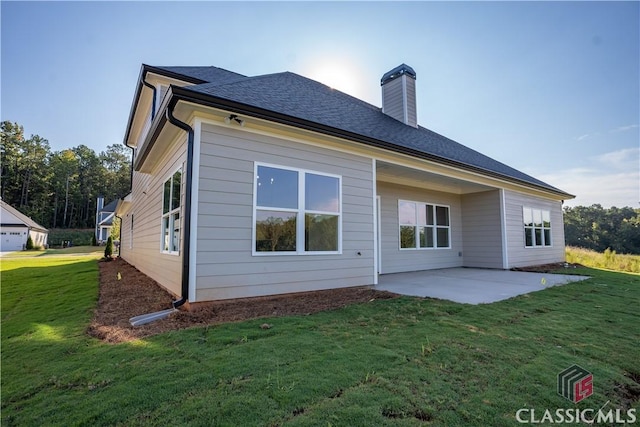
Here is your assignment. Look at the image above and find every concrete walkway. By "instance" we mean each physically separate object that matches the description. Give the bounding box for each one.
[376,268,589,304]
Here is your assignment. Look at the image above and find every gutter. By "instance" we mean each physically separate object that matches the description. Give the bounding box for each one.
[164,101,194,309]
[128,99,194,326]
[167,86,574,200]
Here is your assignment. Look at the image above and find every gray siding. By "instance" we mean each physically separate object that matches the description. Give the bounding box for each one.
[504,190,565,267]
[194,122,375,301]
[461,190,504,269]
[377,181,463,274]
[118,136,186,297]
[382,78,404,123]
[381,75,417,127]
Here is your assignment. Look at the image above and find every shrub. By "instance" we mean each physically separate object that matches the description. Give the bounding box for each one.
[25,235,34,250]
[91,234,97,247]
[104,236,114,259]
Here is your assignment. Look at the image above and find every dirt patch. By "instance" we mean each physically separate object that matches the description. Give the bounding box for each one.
[512,262,584,273]
[88,258,398,344]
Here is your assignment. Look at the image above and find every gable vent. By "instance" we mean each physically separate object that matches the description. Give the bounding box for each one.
[381,64,418,128]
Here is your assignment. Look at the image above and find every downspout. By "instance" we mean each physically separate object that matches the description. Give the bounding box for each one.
[165,101,194,309]
[141,78,157,120]
[115,214,122,258]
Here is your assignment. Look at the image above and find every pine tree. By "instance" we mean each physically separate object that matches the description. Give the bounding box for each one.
[25,235,34,250]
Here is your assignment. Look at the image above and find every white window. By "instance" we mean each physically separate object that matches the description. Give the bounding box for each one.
[161,169,182,254]
[523,207,551,247]
[253,163,341,255]
[399,200,450,250]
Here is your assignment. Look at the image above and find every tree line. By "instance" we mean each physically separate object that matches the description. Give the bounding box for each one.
[564,204,640,254]
[1,121,131,229]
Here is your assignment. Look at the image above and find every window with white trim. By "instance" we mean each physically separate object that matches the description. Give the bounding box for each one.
[399,200,450,249]
[161,169,181,254]
[523,207,551,247]
[253,164,341,254]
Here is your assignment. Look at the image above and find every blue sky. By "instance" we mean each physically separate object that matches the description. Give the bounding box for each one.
[2,1,638,208]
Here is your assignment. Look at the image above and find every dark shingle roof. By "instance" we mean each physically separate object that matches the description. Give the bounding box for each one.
[153,65,569,196]
[100,199,118,214]
[153,66,247,86]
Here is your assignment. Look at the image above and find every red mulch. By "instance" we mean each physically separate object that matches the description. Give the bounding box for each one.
[88,258,398,344]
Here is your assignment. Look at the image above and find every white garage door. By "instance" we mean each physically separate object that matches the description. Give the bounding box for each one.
[1,231,26,251]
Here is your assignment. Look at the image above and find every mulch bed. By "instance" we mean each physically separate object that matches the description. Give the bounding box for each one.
[88,258,398,344]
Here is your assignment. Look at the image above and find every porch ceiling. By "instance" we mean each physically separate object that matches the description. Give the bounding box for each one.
[376,161,496,194]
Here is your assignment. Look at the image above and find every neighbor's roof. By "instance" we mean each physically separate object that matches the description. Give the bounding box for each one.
[143,65,572,197]
[99,199,119,214]
[0,199,48,232]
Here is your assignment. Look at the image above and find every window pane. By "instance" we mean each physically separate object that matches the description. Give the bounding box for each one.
[172,212,180,252]
[305,174,339,212]
[171,170,181,211]
[533,209,543,227]
[256,166,298,209]
[525,228,533,247]
[399,201,416,225]
[305,214,338,251]
[436,206,449,226]
[534,228,543,246]
[255,210,297,252]
[400,226,416,248]
[163,180,171,214]
[162,216,170,251]
[419,226,434,248]
[417,204,427,225]
[542,211,551,228]
[426,204,434,225]
[523,208,533,227]
[544,229,552,246]
[436,228,449,248]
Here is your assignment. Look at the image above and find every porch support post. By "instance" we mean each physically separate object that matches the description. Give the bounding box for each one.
[499,188,509,269]
[372,158,379,285]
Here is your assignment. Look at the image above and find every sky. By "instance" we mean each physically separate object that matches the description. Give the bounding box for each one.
[2,1,638,208]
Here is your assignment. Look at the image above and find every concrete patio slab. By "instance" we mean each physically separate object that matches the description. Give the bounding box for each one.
[375,268,589,304]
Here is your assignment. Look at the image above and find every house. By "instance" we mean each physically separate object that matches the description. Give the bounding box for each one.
[95,196,117,244]
[0,199,48,251]
[116,63,574,308]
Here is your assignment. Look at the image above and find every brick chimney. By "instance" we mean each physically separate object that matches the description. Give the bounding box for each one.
[381,64,418,128]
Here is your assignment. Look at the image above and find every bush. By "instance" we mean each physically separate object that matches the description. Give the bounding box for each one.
[91,234,97,246]
[104,236,114,259]
[48,229,94,247]
[25,235,34,250]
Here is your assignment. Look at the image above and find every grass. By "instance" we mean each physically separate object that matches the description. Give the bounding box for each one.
[2,256,639,426]
[2,245,104,258]
[566,246,640,274]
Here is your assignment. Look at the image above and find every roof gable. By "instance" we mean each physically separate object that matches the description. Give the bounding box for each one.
[0,200,48,232]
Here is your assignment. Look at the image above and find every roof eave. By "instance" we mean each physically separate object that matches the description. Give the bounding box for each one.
[167,86,573,200]
[123,65,209,149]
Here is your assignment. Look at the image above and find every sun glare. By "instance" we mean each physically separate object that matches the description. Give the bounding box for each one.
[306,60,362,98]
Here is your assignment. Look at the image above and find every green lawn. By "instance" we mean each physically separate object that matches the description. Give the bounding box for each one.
[2,245,104,258]
[2,256,639,426]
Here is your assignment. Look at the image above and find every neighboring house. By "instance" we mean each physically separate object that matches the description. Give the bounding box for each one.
[0,199,48,251]
[95,196,117,244]
[116,63,574,308]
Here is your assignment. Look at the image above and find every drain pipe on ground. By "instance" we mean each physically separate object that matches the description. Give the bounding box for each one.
[129,95,195,326]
